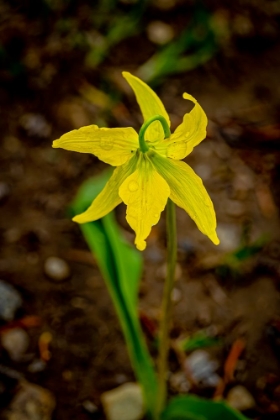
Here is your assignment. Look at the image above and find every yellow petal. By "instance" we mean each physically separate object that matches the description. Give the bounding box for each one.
[153,154,219,245]
[73,154,138,223]
[156,93,207,160]
[119,153,170,250]
[53,125,138,166]
[122,71,170,143]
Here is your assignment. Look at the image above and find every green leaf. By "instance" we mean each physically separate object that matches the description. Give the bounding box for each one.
[137,8,217,84]
[70,169,158,419]
[179,330,221,353]
[161,395,249,420]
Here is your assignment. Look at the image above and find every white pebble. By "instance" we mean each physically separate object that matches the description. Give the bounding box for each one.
[227,385,255,411]
[147,21,174,45]
[186,350,220,387]
[6,381,55,420]
[101,383,144,420]
[82,400,98,414]
[0,280,22,321]
[44,257,70,281]
[216,223,241,252]
[1,328,29,361]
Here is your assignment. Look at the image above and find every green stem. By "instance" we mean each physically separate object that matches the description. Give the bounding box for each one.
[155,199,177,419]
[138,115,171,153]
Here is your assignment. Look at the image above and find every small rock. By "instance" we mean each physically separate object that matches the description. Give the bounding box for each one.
[101,383,144,420]
[147,21,174,45]
[196,304,212,327]
[82,400,98,414]
[44,257,70,282]
[227,385,255,411]
[193,163,212,182]
[114,373,128,385]
[171,288,182,303]
[0,280,22,321]
[203,277,228,306]
[170,371,191,393]
[156,263,182,281]
[1,328,30,361]
[186,350,220,388]
[226,199,246,217]
[5,381,55,420]
[20,113,51,138]
[233,172,255,195]
[28,359,47,373]
[216,223,241,252]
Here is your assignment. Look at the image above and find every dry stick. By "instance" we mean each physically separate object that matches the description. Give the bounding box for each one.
[155,199,177,419]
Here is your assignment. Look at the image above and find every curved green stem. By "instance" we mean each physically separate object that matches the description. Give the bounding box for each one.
[155,199,177,419]
[138,115,171,153]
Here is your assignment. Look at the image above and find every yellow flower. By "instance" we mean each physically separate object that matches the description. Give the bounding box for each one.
[53,72,219,251]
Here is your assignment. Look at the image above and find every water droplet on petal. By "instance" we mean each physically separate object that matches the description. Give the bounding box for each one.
[100,138,113,150]
[154,213,159,218]
[185,131,190,137]
[128,181,139,192]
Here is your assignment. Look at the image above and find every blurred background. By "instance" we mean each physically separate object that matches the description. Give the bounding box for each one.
[1,0,280,419]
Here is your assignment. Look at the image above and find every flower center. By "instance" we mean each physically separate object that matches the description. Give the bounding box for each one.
[138,115,171,153]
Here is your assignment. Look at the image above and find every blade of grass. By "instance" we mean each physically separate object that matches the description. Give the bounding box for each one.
[161,395,249,420]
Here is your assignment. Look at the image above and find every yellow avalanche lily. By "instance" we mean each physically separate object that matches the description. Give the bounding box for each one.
[53,72,219,251]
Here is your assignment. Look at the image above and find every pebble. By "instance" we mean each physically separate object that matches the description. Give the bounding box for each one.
[28,359,47,373]
[196,304,212,327]
[203,277,228,306]
[147,21,174,45]
[156,263,182,281]
[1,328,30,361]
[114,373,128,385]
[101,382,144,420]
[170,371,191,393]
[193,163,212,182]
[19,113,51,138]
[171,288,182,303]
[226,385,255,411]
[186,350,220,388]
[0,280,22,321]
[5,381,55,420]
[82,400,98,414]
[226,199,246,217]
[233,172,255,194]
[216,223,241,252]
[44,257,70,282]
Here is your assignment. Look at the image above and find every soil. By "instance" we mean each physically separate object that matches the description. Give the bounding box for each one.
[1,1,280,419]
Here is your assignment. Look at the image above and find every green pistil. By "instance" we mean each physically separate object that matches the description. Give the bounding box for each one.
[138,115,171,153]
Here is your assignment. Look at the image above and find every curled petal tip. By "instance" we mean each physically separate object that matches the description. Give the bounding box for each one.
[182,92,197,103]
